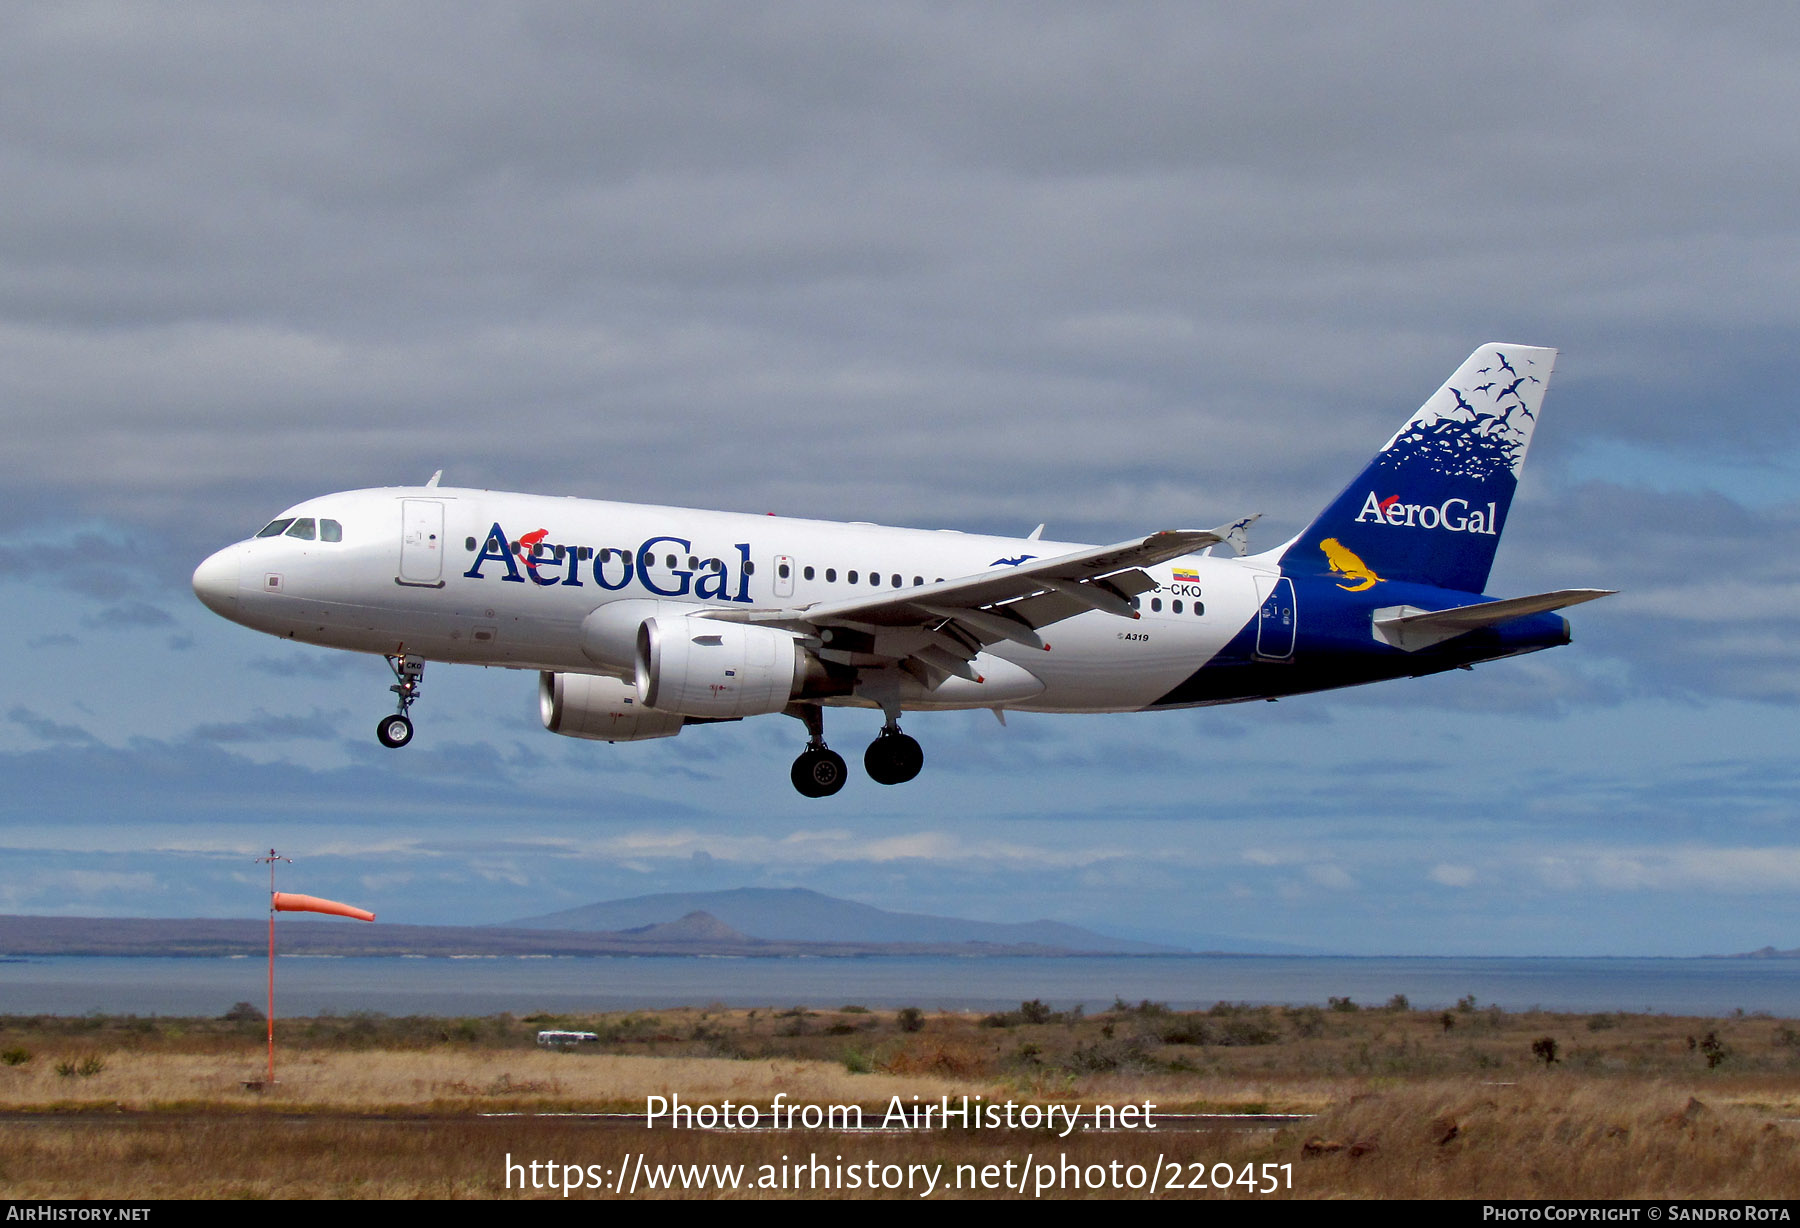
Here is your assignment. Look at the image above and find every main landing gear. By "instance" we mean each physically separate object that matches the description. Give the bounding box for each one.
[789,705,847,798]
[865,724,923,786]
[787,707,925,796]
[376,653,423,748]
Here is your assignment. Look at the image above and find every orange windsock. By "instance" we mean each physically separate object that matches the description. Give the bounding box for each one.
[272,892,375,922]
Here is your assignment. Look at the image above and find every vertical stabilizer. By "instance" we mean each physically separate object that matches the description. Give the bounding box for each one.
[1283,343,1556,595]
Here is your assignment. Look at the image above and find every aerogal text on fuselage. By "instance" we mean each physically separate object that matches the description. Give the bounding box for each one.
[463,523,755,602]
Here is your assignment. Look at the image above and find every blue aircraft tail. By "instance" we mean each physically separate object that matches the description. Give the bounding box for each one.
[1280,343,1556,595]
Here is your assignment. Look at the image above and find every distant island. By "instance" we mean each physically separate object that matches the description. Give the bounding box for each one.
[0,887,1215,958]
[1721,946,1800,960]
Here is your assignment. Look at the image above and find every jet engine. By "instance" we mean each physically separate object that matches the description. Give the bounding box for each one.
[539,671,685,742]
[635,617,806,717]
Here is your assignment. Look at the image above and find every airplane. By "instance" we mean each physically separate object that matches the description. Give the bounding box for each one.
[192,342,1611,797]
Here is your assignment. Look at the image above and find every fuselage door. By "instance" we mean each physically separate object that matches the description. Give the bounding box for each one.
[773,554,796,599]
[399,499,445,585]
[1255,575,1296,659]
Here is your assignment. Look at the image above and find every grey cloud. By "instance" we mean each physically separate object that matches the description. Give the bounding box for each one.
[0,529,166,599]
[79,601,174,630]
[8,706,100,745]
[190,708,349,745]
[249,651,365,679]
[1,4,1797,560]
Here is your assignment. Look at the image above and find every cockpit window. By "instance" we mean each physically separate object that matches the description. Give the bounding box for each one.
[285,518,317,540]
[257,518,296,538]
[320,519,343,542]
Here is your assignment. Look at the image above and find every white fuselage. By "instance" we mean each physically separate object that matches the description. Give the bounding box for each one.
[194,485,1269,714]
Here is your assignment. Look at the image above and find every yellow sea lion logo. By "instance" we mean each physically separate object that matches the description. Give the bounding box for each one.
[1320,538,1381,591]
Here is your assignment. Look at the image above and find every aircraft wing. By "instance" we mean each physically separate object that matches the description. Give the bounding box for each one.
[711,518,1257,685]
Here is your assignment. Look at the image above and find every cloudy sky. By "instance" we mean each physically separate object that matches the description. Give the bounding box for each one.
[2,2,1797,955]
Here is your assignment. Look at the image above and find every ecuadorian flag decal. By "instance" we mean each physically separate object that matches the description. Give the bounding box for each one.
[1172,567,1200,583]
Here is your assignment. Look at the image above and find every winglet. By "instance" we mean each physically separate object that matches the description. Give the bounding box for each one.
[1218,513,1261,558]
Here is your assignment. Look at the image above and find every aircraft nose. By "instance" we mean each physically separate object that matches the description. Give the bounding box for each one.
[192,547,241,618]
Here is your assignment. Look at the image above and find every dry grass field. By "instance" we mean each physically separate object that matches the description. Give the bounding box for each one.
[2,998,1798,1198]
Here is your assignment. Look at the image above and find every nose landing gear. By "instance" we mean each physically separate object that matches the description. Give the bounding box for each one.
[376,654,423,749]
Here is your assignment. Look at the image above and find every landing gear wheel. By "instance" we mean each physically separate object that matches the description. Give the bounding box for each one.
[791,747,848,798]
[376,713,414,749]
[864,731,923,785]
[378,654,424,749]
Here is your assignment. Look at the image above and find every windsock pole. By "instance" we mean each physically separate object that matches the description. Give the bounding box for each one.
[254,849,290,1085]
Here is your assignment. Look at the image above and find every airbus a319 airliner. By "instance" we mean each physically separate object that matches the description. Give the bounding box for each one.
[193,343,1610,796]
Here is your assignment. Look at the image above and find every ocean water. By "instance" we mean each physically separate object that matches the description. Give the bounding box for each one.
[3,954,1799,1017]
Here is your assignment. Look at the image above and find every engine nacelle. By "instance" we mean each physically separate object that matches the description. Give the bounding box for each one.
[636,617,804,717]
[539,671,686,742]
[580,598,702,672]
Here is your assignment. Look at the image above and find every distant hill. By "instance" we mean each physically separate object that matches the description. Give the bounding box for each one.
[507,887,1186,954]
[0,908,1171,959]
[0,889,1323,958]
[618,911,751,943]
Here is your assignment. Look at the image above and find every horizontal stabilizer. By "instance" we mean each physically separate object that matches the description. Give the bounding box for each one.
[1372,588,1614,652]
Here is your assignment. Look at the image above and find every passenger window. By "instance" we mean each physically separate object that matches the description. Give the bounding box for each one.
[1130,597,1140,610]
[803,566,815,580]
[321,520,343,543]
[1150,597,1162,612]
[870,572,880,587]
[848,570,859,584]
[891,574,900,587]
[1172,599,1183,614]
[553,545,565,561]
[743,561,755,575]
[826,568,837,582]
[465,536,476,551]
[257,518,296,538]
[666,554,677,569]
[1194,602,1205,616]
[913,576,923,586]
[778,562,791,579]
[285,518,317,540]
